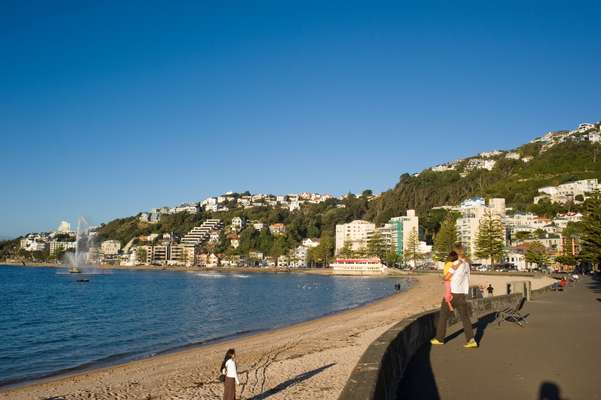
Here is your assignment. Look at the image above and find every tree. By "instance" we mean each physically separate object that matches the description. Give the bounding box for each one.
[432,215,457,261]
[384,243,402,268]
[404,228,425,268]
[475,211,505,265]
[579,192,601,269]
[366,230,387,259]
[339,240,355,258]
[525,241,548,269]
[136,248,147,265]
[308,233,334,267]
[554,254,577,267]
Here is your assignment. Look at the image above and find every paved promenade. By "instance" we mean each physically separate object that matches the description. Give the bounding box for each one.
[400,275,601,400]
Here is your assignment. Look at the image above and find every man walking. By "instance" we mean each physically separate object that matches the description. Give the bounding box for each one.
[431,243,478,348]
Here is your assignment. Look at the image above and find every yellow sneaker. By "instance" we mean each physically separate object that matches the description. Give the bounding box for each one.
[430,338,444,345]
[464,339,478,348]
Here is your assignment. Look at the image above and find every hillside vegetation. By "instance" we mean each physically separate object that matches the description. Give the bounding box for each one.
[92,140,601,255]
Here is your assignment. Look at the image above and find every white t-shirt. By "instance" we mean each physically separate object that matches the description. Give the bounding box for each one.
[449,259,470,294]
[223,358,240,384]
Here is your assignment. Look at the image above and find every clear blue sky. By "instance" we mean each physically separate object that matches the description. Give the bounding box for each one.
[1,0,600,238]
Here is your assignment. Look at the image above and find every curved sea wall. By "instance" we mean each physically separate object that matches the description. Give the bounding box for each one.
[339,283,553,400]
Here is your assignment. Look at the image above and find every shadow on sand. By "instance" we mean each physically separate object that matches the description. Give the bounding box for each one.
[247,363,335,400]
[539,381,564,400]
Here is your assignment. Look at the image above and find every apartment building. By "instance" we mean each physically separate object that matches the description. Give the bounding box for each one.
[534,179,599,204]
[101,240,121,255]
[335,220,376,254]
[456,198,506,262]
[378,210,419,256]
[181,219,223,246]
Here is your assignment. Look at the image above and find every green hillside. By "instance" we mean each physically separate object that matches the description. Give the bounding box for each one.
[367,141,601,223]
[92,138,601,257]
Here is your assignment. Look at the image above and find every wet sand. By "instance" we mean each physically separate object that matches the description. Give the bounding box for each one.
[0,274,554,400]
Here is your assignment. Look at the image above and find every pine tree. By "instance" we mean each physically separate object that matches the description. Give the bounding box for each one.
[433,215,457,261]
[339,240,354,258]
[404,227,424,268]
[366,230,387,259]
[579,192,601,269]
[475,210,506,265]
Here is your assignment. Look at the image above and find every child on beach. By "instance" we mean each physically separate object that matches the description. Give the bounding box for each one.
[442,251,459,311]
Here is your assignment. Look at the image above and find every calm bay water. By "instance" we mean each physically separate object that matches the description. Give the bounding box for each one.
[0,265,409,387]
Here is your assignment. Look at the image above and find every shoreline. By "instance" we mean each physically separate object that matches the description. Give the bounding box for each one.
[0,261,413,277]
[0,271,555,400]
[0,277,414,391]
[1,275,437,400]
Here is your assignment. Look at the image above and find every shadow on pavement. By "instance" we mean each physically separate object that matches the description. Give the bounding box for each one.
[247,363,335,400]
[397,343,439,400]
[442,312,498,345]
[538,381,564,400]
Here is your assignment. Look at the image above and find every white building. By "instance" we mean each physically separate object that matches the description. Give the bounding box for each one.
[57,221,71,233]
[335,220,376,255]
[456,198,506,262]
[534,179,599,204]
[231,217,245,231]
[302,238,321,248]
[378,210,419,256]
[49,240,76,255]
[101,240,122,255]
[329,257,387,274]
[277,255,289,268]
[181,219,223,246]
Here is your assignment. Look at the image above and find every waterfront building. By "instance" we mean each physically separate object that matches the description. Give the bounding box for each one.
[378,210,419,256]
[49,240,76,255]
[456,198,506,262]
[150,245,169,264]
[101,240,121,255]
[329,257,387,274]
[335,220,376,255]
[290,245,309,268]
[277,255,289,268]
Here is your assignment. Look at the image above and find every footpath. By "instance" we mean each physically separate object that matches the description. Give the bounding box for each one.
[401,275,601,400]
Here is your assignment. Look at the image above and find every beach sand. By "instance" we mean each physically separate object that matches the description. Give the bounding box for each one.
[0,273,554,400]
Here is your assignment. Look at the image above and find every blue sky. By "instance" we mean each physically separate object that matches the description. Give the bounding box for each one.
[1,0,600,237]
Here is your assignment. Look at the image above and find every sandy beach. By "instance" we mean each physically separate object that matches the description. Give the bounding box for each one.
[0,273,554,400]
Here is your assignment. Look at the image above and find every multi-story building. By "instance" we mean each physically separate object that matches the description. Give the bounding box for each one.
[168,244,196,266]
[181,219,223,246]
[378,210,419,256]
[290,245,309,268]
[455,198,506,262]
[101,240,121,255]
[534,179,599,204]
[49,240,76,255]
[335,220,376,254]
[150,245,169,264]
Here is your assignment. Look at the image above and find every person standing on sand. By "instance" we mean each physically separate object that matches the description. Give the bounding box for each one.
[431,243,478,349]
[221,348,240,400]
